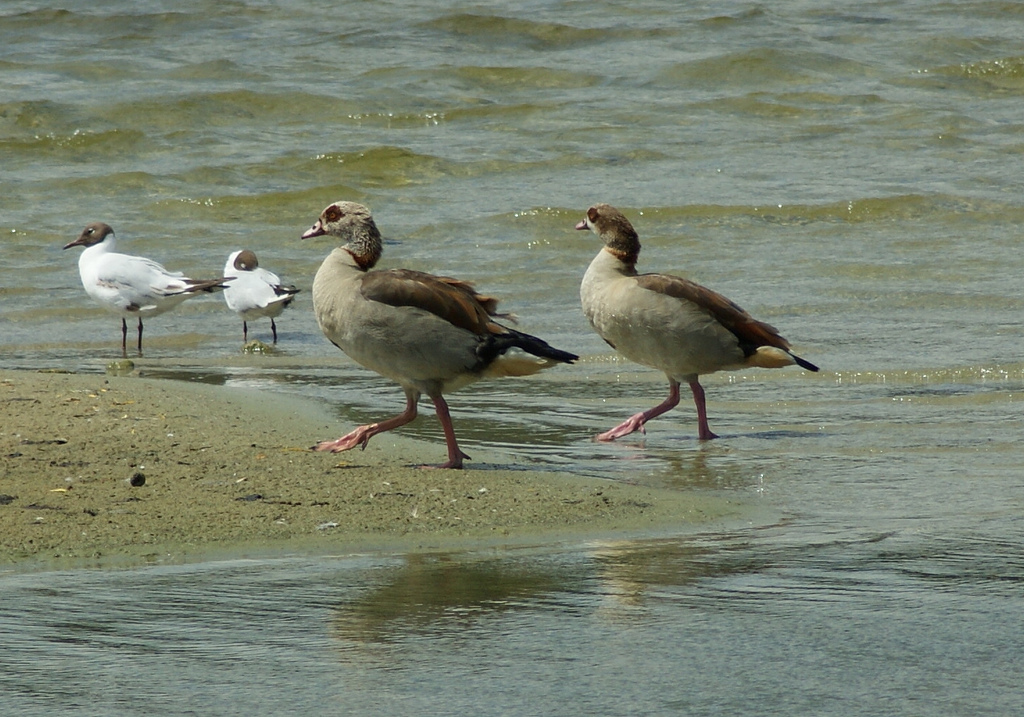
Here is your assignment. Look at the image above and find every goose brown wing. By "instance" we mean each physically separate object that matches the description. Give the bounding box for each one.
[635,273,793,354]
[360,268,509,336]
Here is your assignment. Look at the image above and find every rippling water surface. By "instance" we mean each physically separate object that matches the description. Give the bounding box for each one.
[3,1,1024,714]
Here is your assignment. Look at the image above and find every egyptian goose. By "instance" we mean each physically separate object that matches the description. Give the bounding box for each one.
[575,203,818,441]
[223,249,300,343]
[301,201,578,469]
[63,222,230,356]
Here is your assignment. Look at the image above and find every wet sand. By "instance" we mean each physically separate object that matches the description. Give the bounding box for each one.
[0,369,750,569]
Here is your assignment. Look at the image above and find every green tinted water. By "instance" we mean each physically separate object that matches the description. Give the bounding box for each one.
[3,1,1024,714]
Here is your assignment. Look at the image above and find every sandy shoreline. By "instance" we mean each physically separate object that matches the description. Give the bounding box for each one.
[0,368,752,570]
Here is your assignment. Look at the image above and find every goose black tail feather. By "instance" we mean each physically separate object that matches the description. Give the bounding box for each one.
[479,329,578,366]
[794,354,820,372]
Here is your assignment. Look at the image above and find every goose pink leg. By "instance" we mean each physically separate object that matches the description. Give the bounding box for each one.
[315,391,419,453]
[596,379,681,441]
[689,379,718,441]
[424,393,471,469]
[597,378,719,442]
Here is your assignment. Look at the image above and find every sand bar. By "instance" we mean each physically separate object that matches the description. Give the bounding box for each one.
[0,369,752,569]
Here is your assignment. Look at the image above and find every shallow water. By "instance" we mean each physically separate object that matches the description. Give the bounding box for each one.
[3,1,1024,714]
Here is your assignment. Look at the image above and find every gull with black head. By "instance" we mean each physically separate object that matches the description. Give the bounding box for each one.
[223,249,300,344]
[64,222,230,356]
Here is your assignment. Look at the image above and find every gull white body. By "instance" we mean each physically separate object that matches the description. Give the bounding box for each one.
[223,249,299,343]
[64,223,228,355]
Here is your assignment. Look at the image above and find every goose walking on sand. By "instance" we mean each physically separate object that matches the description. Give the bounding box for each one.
[223,249,300,344]
[302,201,578,469]
[575,203,818,442]
[64,222,231,356]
